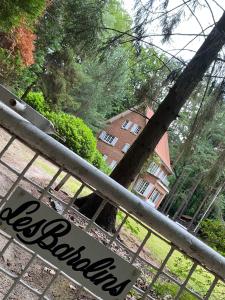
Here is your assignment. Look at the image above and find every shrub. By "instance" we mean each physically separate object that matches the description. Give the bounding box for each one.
[25,91,49,114]
[45,111,97,163]
[199,219,225,256]
[24,92,108,171]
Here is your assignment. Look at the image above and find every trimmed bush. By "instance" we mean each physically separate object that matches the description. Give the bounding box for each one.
[25,91,49,114]
[24,92,108,171]
[45,111,96,163]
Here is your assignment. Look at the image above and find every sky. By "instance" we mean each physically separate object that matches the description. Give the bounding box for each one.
[122,0,224,61]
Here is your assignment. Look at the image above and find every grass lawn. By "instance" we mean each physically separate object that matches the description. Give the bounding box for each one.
[117,212,225,299]
[33,156,91,196]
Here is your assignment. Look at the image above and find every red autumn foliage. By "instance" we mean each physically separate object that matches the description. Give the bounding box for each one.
[14,26,36,66]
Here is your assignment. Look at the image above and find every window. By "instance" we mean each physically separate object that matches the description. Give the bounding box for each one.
[122,143,130,153]
[99,131,118,146]
[109,160,117,169]
[130,123,141,135]
[103,154,108,161]
[159,170,166,180]
[121,120,132,130]
[148,189,161,204]
[135,179,153,196]
[158,170,169,186]
[148,162,161,176]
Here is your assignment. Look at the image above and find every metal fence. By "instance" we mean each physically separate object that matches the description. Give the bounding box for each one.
[0,102,225,300]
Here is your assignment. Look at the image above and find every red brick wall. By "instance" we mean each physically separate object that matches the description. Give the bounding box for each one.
[97,110,170,209]
[133,172,168,208]
[97,111,146,165]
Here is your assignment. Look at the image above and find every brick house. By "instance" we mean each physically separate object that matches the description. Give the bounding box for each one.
[97,105,172,209]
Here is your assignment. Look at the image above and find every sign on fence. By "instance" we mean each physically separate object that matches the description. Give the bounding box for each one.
[0,187,139,300]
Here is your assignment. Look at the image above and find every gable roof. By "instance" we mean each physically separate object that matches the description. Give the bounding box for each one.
[107,104,144,123]
[108,105,172,173]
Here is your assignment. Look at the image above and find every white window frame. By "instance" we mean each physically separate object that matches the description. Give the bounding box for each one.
[99,131,118,146]
[130,123,141,135]
[159,170,166,180]
[122,143,130,153]
[148,162,161,177]
[135,179,153,196]
[121,120,132,130]
[158,170,169,186]
[148,189,161,204]
[109,160,117,169]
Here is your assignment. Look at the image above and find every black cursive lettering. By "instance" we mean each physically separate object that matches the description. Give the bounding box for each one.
[0,200,133,297]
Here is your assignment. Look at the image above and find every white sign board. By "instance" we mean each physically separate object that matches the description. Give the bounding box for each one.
[0,187,139,299]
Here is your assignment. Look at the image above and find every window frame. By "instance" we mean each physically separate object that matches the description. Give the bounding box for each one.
[130,123,142,135]
[148,189,161,204]
[109,160,117,169]
[135,179,153,196]
[148,162,161,176]
[121,120,132,130]
[122,143,130,153]
[99,131,118,146]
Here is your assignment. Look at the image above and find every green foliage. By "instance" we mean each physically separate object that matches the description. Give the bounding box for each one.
[200,219,225,256]
[45,111,97,163]
[0,0,46,31]
[24,91,50,114]
[36,0,106,56]
[167,88,225,218]
[92,151,111,174]
[31,0,136,131]
[104,0,131,32]
[117,211,140,235]
[24,92,108,172]
[0,48,24,85]
[154,280,196,300]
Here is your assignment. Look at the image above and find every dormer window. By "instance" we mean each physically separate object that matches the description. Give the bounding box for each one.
[121,120,132,130]
[130,124,141,135]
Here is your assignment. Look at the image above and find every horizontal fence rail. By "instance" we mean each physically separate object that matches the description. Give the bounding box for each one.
[0,102,225,300]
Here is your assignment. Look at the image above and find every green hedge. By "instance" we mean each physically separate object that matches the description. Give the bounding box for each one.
[25,91,50,114]
[45,111,96,162]
[24,92,109,171]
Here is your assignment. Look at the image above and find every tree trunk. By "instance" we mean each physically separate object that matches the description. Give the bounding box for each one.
[174,80,224,167]
[75,193,118,232]
[76,13,225,232]
[21,80,38,100]
[187,192,211,231]
[193,183,225,234]
[160,167,187,214]
[172,175,202,221]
